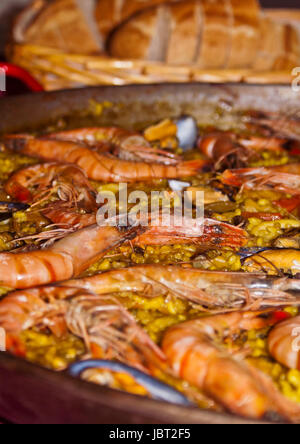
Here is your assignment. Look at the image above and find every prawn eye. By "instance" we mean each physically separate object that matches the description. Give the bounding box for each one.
[283,140,294,152]
[212,225,224,235]
[2,137,27,152]
[118,225,146,241]
[258,312,272,320]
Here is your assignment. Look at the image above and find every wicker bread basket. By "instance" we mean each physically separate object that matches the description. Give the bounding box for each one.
[8,0,300,91]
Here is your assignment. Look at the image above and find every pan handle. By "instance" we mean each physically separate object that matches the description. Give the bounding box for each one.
[0,62,44,93]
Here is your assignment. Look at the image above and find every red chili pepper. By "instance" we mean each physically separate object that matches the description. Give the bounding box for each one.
[17,188,32,203]
[0,62,43,93]
[272,311,291,323]
[290,144,300,156]
[290,148,300,156]
[8,183,31,203]
[275,196,300,214]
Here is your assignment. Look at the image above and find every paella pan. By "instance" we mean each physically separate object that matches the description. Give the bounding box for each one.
[1,83,300,424]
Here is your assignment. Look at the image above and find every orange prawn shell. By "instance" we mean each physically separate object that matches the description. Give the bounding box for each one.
[161,311,295,420]
[268,315,300,370]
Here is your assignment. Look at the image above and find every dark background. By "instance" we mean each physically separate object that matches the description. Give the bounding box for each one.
[261,0,299,7]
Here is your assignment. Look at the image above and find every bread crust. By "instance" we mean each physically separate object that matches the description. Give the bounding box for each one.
[109,0,204,63]
[197,0,233,69]
[108,6,162,60]
[253,17,286,70]
[20,0,103,54]
[273,24,300,70]
[15,0,300,70]
[166,0,203,64]
[109,0,262,67]
[227,0,260,69]
[95,0,174,37]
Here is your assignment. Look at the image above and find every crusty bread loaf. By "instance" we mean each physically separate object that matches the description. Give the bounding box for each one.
[95,0,177,37]
[197,0,233,69]
[109,0,206,63]
[108,5,169,62]
[227,0,260,69]
[19,0,103,54]
[273,24,300,70]
[15,0,300,71]
[253,17,286,71]
[108,0,264,67]
[166,0,203,64]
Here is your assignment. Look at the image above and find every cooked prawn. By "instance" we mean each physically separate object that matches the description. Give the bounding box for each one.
[1,265,298,339]
[5,162,96,211]
[66,294,165,374]
[133,217,248,249]
[237,136,297,153]
[246,111,300,142]
[5,163,97,229]
[43,204,97,230]
[162,311,300,421]
[0,286,163,368]
[60,195,247,249]
[198,131,296,170]
[0,286,163,370]
[3,134,210,182]
[0,286,210,406]
[198,131,250,169]
[47,127,181,165]
[221,167,300,196]
[66,294,209,408]
[268,314,300,370]
[0,286,81,335]
[42,203,248,249]
[64,265,300,311]
[0,224,141,289]
[0,285,164,373]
